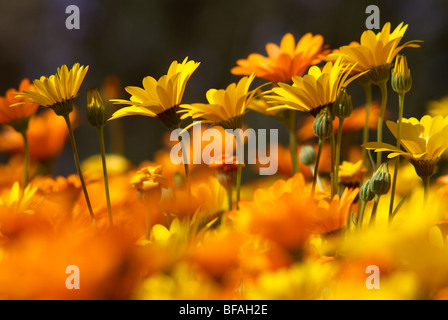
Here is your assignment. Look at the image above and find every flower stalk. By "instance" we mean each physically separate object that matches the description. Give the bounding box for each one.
[63,113,95,223]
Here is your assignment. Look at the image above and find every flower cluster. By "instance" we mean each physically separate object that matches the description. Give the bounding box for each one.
[1,21,448,301]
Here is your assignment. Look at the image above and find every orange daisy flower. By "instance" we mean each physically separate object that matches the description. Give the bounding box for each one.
[0,78,38,125]
[231,33,328,82]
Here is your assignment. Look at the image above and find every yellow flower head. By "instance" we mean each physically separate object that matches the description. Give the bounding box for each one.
[110,57,200,129]
[427,96,448,117]
[338,160,367,186]
[180,73,256,130]
[231,32,328,82]
[15,63,89,115]
[266,57,365,116]
[364,115,448,177]
[130,165,168,192]
[327,22,421,83]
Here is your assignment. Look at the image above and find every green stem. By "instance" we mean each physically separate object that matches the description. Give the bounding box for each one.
[178,135,190,194]
[376,81,388,168]
[311,139,324,198]
[369,194,380,226]
[362,84,372,168]
[358,200,367,230]
[330,131,336,198]
[19,130,29,188]
[97,127,113,226]
[235,131,244,209]
[288,110,299,175]
[63,114,95,223]
[227,187,233,211]
[335,118,344,195]
[389,93,405,220]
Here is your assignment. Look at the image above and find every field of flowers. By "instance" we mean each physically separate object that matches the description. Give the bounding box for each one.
[0,20,448,300]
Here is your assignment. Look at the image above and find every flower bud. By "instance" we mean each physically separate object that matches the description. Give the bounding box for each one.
[313,108,333,140]
[87,87,108,128]
[300,145,316,166]
[370,162,391,195]
[359,179,375,202]
[391,55,412,95]
[334,87,353,120]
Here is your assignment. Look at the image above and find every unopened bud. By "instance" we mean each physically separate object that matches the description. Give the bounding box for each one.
[370,162,391,195]
[300,145,316,166]
[87,87,108,128]
[334,87,353,119]
[313,108,333,140]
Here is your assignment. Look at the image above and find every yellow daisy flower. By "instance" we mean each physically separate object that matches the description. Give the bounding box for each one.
[110,57,200,129]
[179,73,256,130]
[364,115,448,177]
[338,160,367,187]
[327,22,421,83]
[265,57,364,117]
[15,63,89,116]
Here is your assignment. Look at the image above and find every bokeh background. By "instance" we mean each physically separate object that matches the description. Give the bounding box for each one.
[1,0,447,177]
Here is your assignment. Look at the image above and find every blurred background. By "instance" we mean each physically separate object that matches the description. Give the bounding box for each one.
[0,0,447,177]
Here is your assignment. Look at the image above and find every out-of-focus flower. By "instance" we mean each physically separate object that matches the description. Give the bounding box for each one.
[338,160,366,188]
[0,108,76,161]
[311,187,360,236]
[0,156,38,189]
[244,260,334,299]
[364,115,448,177]
[15,63,88,116]
[231,33,328,82]
[0,182,38,214]
[131,165,168,193]
[180,74,256,130]
[82,153,132,179]
[327,22,421,84]
[427,96,448,118]
[110,57,200,129]
[0,78,38,126]
[0,228,142,299]
[233,173,316,252]
[265,57,364,117]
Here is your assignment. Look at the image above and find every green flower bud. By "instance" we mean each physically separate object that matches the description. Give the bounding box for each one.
[300,145,316,166]
[370,162,391,195]
[334,87,353,120]
[391,55,412,95]
[87,87,108,128]
[313,108,333,140]
[359,179,375,202]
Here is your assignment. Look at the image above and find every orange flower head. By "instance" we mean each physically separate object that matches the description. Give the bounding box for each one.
[0,78,38,125]
[0,107,76,161]
[231,33,328,82]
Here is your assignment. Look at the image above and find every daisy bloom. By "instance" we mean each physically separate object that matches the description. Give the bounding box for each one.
[327,22,421,84]
[110,57,200,130]
[13,63,94,221]
[364,115,448,178]
[0,108,76,161]
[231,32,328,82]
[180,73,256,130]
[265,57,364,117]
[338,160,367,188]
[0,78,38,127]
[15,63,88,116]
